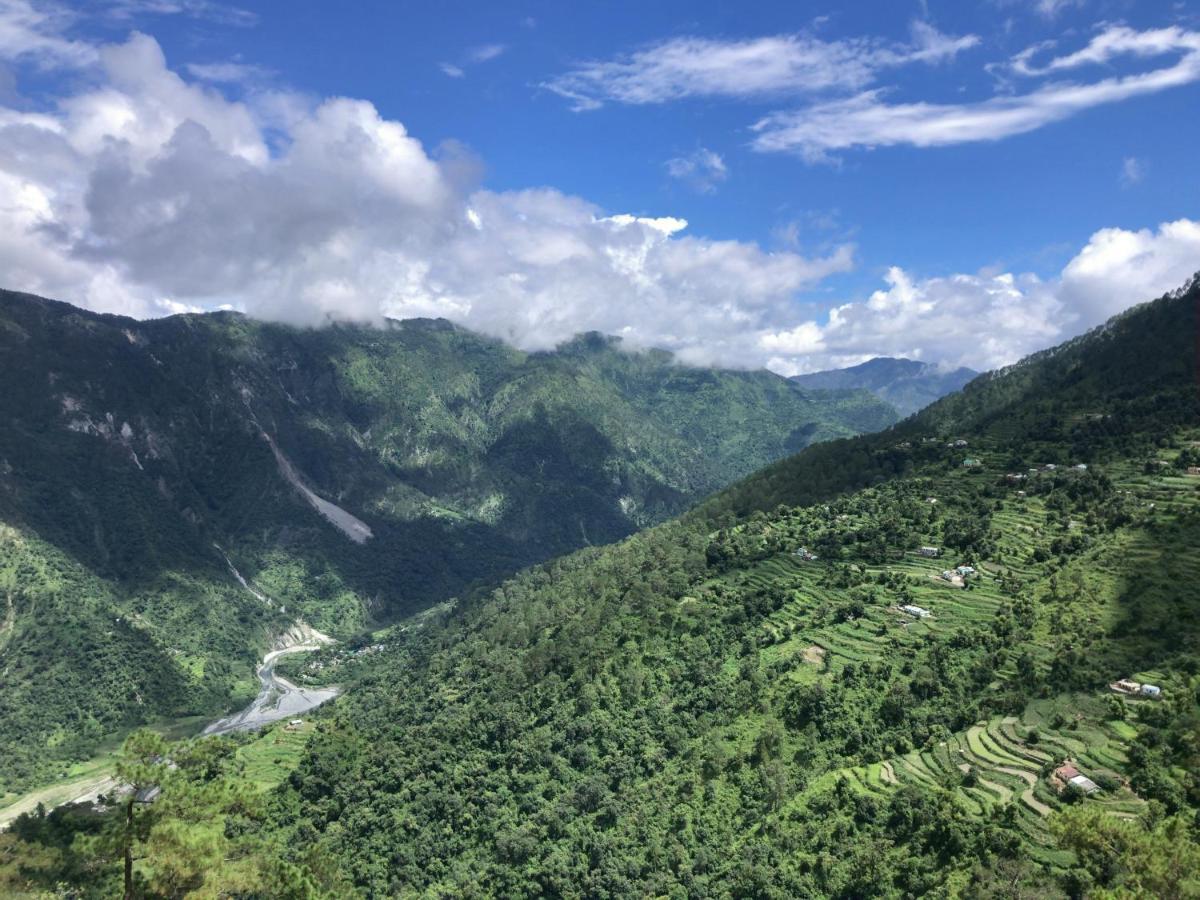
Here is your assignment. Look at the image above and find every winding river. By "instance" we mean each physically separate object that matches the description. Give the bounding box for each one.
[202,643,340,736]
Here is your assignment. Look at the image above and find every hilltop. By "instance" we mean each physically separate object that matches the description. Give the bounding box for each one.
[791,356,979,417]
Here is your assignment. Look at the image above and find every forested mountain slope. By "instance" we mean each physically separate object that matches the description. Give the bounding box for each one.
[227,278,1199,897]
[0,289,895,790]
[792,356,978,417]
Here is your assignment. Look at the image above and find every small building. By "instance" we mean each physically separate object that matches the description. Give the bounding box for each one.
[793,547,818,561]
[1050,762,1099,795]
[1042,463,1057,471]
[1188,467,1200,477]
[1140,684,1162,698]
[1110,679,1141,695]
[1073,463,1088,471]
[918,546,941,557]
[953,439,969,448]
[940,570,957,581]
[962,458,982,468]
[1006,473,1027,482]
[900,604,931,619]
[133,785,162,805]
[956,565,976,577]
[926,497,938,504]
[1016,490,1027,498]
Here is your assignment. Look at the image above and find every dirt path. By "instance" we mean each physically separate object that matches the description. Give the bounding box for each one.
[0,773,118,830]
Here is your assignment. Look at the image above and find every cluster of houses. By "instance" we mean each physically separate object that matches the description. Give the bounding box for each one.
[1051,762,1101,796]
[1005,463,1089,482]
[940,565,976,581]
[1110,678,1163,699]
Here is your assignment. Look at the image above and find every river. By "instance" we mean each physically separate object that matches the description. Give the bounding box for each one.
[202,643,340,736]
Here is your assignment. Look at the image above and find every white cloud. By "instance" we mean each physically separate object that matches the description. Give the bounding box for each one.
[440,42,507,78]
[760,220,1200,374]
[665,148,728,193]
[0,0,97,67]
[184,59,271,84]
[1120,156,1145,187]
[101,0,257,27]
[753,25,1200,160]
[0,23,1194,379]
[467,43,506,64]
[544,22,977,111]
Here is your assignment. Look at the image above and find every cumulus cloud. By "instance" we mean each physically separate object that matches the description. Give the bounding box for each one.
[665,148,727,193]
[0,15,1194,378]
[753,24,1200,160]
[763,220,1200,374]
[543,22,977,111]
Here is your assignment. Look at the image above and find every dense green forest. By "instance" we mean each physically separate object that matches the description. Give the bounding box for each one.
[2,280,1195,897]
[0,289,895,791]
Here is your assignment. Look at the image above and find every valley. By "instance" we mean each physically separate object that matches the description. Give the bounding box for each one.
[0,281,1196,898]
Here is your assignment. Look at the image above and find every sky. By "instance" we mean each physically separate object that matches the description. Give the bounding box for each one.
[0,0,1198,374]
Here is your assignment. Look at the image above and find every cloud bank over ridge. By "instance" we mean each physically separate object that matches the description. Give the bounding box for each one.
[0,4,1197,375]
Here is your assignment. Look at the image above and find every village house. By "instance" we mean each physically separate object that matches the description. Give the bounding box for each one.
[955,565,976,577]
[794,547,818,561]
[1188,466,1200,477]
[1006,473,1027,482]
[900,604,932,619]
[1016,490,1027,498]
[1110,679,1141,695]
[1073,463,1088,471]
[1140,684,1162,698]
[962,458,982,468]
[940,570,957,581]
[918,546,940,557]
[1052,763,1100,796]
[1042,463,1057,471]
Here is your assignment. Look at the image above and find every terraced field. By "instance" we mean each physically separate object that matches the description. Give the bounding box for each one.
[827,694,1147,864]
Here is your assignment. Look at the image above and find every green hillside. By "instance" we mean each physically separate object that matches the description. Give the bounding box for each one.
[2,279,1197,898]
[0,290,895,791]
[230,279,1196,897]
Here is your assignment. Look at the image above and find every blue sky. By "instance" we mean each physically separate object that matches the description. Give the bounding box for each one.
[1,0,1198,372]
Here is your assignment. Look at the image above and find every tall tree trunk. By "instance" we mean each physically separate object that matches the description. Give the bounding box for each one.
[124,798,135,900]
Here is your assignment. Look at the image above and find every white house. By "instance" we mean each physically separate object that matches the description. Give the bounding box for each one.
[900,604,932,619]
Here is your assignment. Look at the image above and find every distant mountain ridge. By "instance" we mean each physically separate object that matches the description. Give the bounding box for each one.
[791,356,978,416]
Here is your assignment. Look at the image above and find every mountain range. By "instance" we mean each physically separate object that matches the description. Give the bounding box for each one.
[0,276,1197,898]
[0,288,895,788]
[791,356,978,417]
